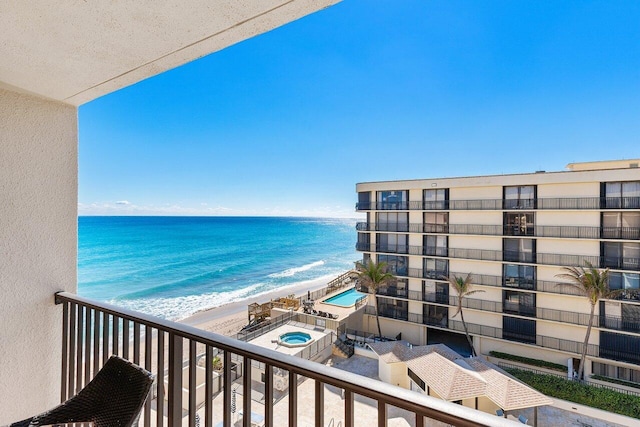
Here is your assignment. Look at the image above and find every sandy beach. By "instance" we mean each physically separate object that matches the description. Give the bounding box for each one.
[179,274,340,337]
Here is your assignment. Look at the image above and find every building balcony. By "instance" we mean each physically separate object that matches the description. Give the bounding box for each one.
[502,302,536,317]
[399,290,640,334]
[52,292,512,427]
[403,268,640,302]
[369,244,638,272]
[358,222,640,241]
[365,307,640,364]
[356,197,640,212]
[601,256,640,271]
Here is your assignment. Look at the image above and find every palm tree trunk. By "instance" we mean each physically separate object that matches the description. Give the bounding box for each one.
[374,295,383,339]
[578,303,596,380]
[459,305,476,356]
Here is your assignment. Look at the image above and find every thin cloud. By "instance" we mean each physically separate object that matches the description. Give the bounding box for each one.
[77,202,360,218]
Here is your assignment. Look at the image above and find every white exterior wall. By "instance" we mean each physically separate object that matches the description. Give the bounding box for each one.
[0,88,77,423]
[450,211,502,225]
[536,211,600,227]
[537,238,600,256]
[449,235,502,251]
[537,182,599,198]
[450,186,501,200]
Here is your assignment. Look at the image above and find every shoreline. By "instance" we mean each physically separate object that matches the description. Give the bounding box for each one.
[178,273,347,337]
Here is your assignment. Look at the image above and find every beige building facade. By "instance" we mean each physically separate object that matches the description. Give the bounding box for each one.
[355,160,640,383]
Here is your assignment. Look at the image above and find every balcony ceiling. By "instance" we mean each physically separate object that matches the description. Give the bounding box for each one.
[0,0,339,106]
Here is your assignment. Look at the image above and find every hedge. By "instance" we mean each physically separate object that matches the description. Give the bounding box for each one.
[505,368,640,419]
[591,375,640,390]
[489,351,567,372]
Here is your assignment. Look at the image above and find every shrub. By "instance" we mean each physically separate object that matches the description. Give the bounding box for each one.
[591,375,640,390]
[489,351,566,372]
[505,368,640,419]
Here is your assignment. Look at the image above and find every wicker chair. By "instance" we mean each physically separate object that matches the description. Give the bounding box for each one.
[10,355,154,427]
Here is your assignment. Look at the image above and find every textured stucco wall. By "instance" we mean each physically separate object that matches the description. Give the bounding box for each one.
[0,88,77,423]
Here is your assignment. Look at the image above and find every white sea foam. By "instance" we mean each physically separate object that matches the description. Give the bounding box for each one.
[108,271,342,322]
[110,283,263,321]
[268,260,325,278]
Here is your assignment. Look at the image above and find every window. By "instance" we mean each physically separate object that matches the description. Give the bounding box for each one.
[389,279,408,297]
[423,189,449,210]
[424,235,447,256]
[504,238,536,263]
[435,282,449,304]
[603,181,640,209]
[377,254,407,276]
[423,304,448,327]
[503,291,536,317]
[504,185,536,209]
[602,242,640,270]
[377,233,408,254]
[408,368,426,391]
[377,190,408,210]
[503,264,536,290]
[504,212,534,236]
[424,212,449,233]
[621,304,640,333]
[378,296,408,320]
[358,192,371,210]
[423,258,448,279]
[602,212,640,239]
[503,316,536,344]
[600,331,640,364]
[609,272,640,291]
[366,278,405,297]
[377,212,409,232]
[357,232,370,251]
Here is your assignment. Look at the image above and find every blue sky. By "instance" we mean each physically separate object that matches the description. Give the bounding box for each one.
[79,0,640,218]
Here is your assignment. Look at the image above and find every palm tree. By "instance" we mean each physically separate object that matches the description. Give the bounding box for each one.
[556,261,621,381]
[356,261,395,338]
[445,273,484,356]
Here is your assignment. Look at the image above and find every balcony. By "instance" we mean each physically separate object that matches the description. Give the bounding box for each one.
[54,292,513,427]
[355,202,410,211]
[502,302,536,318]
[601,256,640,271]
[356,196,640,211]
[367,308,627,361]
[358,222,640,241]
[393,289,640,336]
[377,304,409,321]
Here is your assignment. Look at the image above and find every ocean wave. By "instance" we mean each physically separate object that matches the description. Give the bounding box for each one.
[109,283,263,321]
[267,260,325,278]
[106,271,345,322]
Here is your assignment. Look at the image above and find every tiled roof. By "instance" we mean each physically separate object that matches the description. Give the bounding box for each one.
[368,343,553,410]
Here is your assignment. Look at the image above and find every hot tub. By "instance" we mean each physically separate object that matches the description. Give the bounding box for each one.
[278,331,313,348]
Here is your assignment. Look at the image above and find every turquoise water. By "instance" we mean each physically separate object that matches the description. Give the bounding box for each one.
[78,216,358,320]
[323,287,366,307]
[279,332,312,344]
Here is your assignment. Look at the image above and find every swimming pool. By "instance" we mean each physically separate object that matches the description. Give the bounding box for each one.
[322,287,367,307]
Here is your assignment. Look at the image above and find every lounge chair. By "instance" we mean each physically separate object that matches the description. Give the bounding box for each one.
[496,409,504,417]
[10,355,154,427]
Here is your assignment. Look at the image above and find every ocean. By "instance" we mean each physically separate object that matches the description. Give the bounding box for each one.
[78,216,359,321]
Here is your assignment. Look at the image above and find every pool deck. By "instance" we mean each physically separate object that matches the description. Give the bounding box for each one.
[247,323,330,356]
[313,287,369,320]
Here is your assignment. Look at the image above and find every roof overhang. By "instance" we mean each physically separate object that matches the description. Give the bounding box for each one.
[0,0,340,106]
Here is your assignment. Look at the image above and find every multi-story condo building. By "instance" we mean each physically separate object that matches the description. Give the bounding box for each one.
[355,159,640,384]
